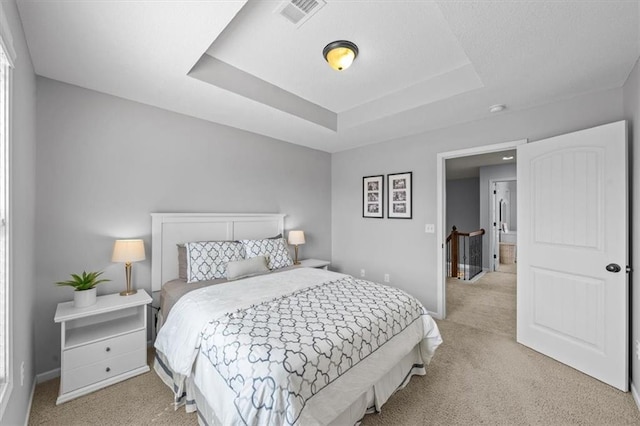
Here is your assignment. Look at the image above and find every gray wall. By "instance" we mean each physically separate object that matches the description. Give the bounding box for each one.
[332,88,624,313]
[479,164,517,269]
[34,78,332,375]
[623,56,640,399]
[445,177,479,234]
[1,0,37,425]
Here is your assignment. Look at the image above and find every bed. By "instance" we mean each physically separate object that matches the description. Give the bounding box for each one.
[151,213,442,425]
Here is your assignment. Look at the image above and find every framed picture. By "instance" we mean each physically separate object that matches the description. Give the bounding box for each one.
[363,175,384,218]
[388,172,412,219]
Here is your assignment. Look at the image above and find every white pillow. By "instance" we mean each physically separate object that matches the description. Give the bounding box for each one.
[226,256,269,281]
[241,237,293,270]
[185,241,245,283]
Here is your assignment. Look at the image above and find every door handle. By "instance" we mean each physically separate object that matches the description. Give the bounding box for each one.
[606,263,621,273]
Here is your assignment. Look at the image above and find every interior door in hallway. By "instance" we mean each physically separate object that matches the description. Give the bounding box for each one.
[517,120,628,391]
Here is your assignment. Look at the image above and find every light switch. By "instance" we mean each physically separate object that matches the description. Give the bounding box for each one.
[425,224,435,233]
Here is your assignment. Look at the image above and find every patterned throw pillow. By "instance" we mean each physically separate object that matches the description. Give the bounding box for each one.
[185,241,246,283]
[241,238,293,270]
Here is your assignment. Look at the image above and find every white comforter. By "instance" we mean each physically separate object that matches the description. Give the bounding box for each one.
[155,268,442,425]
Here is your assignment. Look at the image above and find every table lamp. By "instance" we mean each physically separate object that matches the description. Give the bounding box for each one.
[112,239,145,296]
[288,230,305,265]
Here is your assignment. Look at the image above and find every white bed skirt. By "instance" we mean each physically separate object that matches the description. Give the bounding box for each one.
[192,343,427,426]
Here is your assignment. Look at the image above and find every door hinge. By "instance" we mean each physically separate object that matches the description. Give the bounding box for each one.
[493,222,497,227]
[493,254,497,259]
[493,190,496,194]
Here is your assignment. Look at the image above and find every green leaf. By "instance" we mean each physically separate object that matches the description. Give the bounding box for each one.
[54,270,111,290]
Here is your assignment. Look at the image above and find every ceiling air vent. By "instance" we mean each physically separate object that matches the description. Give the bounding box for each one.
[274,0,326,28]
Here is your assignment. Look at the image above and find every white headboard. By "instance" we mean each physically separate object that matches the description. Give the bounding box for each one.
[150,213,286,292]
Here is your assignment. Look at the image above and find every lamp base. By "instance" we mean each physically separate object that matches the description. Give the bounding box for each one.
[293,245,300,265]
[120,262,137,296]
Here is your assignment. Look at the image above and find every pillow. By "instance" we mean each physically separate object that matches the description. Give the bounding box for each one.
[177,244,187,280]
[241,237,293,270]
[185,241,245,283]
[178,235,280,281]
[226,256,269,281]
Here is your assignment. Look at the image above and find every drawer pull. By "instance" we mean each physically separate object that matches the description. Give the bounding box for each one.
[105,347,111,352]
[106,367,111,373]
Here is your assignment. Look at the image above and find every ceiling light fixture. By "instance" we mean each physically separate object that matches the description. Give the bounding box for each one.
[323,40,358,71]
[502,156,514,161]
[489,104,506,113]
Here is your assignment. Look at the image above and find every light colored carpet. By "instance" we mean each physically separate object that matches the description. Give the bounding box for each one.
[28,272,640,425]
[497,261,517,274]
[445,271,516,338]
[28,350,196,426]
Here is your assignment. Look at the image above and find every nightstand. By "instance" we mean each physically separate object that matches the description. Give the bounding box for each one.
[54,290,152,404]
[298,258,330,270]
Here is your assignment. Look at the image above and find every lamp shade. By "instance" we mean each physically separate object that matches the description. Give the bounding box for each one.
[288,230,306,245]
[112,239,146,263]
[323,40,358,71]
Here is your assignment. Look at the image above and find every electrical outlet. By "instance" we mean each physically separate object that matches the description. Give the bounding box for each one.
[360,269,365,277]
[20,361,24,387]
[425,224,435,233]
[384,274,390,283]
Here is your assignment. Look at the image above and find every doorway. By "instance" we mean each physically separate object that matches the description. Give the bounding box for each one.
[435,139,526,320]
[493,179,517,273]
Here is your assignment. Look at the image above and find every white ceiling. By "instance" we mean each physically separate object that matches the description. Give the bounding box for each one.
[446,150,517,180]
[16,0,640,153]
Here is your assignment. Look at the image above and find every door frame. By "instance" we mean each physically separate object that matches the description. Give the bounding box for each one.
[491,178,517,270]
[435,139,527,319]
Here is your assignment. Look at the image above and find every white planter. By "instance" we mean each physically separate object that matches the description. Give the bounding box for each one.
[74,287,97,308]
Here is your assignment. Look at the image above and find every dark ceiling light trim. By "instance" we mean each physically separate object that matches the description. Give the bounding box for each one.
[323,40,359,71]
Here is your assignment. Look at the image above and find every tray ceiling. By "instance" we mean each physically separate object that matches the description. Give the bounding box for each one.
[16,0,640,153]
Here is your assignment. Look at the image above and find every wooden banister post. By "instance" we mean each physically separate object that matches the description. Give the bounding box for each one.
[451,226,458,278]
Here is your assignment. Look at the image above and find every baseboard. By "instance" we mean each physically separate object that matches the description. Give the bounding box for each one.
[632,381,640,413]
[468,271,486,283]
[23,378,36,426]
[36,368,60,384]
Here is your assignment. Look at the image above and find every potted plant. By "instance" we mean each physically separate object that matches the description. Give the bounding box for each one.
[56,271,110,308]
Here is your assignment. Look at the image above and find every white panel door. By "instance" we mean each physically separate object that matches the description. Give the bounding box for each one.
[517,121,628,391]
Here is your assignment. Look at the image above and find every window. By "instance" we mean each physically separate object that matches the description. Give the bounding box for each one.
[0,19,13,417]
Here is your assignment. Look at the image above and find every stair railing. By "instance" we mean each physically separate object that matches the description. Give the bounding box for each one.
[446,226,485,280]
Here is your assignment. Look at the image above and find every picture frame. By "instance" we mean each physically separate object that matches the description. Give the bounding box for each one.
[363,175,384,218]
[387,172,412,219]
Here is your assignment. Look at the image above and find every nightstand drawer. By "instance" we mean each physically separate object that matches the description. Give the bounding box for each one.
[62,347,146,393]
[63,329,145,370]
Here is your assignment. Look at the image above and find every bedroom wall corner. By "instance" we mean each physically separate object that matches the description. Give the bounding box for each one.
[331,87,624,312]
[623,54,640,406]
[0,0,38,425]
[33,79,331,376]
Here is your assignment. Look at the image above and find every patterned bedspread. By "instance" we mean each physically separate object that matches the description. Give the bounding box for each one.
[199,276,426,425]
